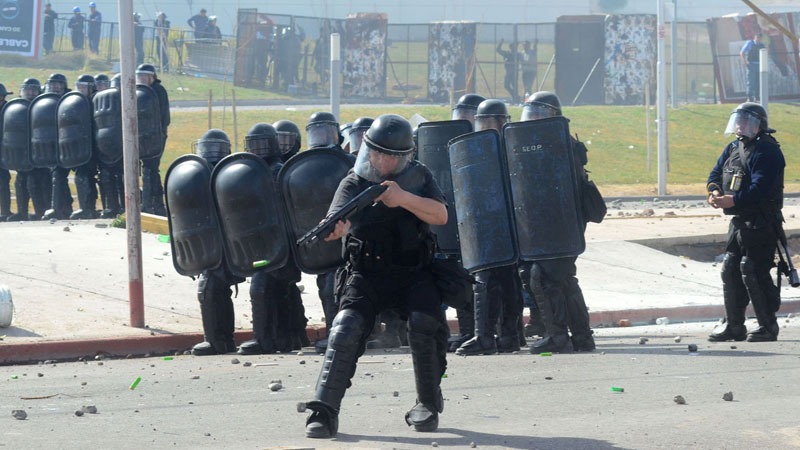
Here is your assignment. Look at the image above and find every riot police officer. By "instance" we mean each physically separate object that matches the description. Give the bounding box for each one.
[0,84,10,220]
[237,123,302,354]
[6,78,42,221]
[707,103,785,343]
[456,99,523,355]
[305,111,349,353]
[274,119,302,161]
[519,91,595,353]
[68,74,100,219]
[347,117,373,157]
[451,93,485,124]
[189,129,243,355]
[93,73,125,219]
[136,64,170,216]
[44,73,69,96]
[303,114,449,438]
[94,74,110,92]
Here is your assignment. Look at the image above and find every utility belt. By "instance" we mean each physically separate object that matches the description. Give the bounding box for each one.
[344,234,434,273]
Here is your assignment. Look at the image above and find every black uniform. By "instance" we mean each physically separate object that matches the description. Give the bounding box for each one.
[142,79,169,216]
[304,162,449,438]
[707,131,785,342]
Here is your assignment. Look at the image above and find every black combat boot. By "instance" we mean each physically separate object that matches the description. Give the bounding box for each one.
[744,257,780,343]
[98,166,122,219]
[192,272,236,356]
[565,279,595,352]
[69,173,98,219]
[28,168,50,220]
[524,306,547,338]
[0,171,11,221]
[44,168,73,220]
[456,277,498,356]
[305,309,365,438]
[406,312,446,432]
[709,254,749,342]
[239,272,278,355]
[447,305,474,352]
[8,173,30,221]
[529,268,572,354]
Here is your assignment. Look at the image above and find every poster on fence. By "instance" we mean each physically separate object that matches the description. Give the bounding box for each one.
[603,15,656,105]
[428,21,476,104]
[342,13,387,98]
[707,13,800,102]
[0,0,41,57]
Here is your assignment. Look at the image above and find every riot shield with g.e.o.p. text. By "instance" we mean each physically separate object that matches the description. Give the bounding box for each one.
[211,152,290,277]
[503,116,585,261]
[448,129,518,273]
[417,119,472,256]
[1,99,32,171]
[165,154,224,277]
[56,91,93,169]
[29,93,60,168]
[278,148,353,274]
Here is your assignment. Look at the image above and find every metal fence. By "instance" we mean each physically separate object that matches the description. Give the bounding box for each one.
[47,16,720,105]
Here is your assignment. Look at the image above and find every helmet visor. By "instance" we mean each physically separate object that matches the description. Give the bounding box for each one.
[21,86,40,100]
[474,115,509,132]
[521,103,558,121]
[45,81,65,95]
[724,110,761,139]
[192,140,230,165]
[76,82,94,97]
[353,143,413,183]
[244,135,279,158]
[306,122,339,148]
[276,131,297,155]
[452,107,476,122]
[135,73,153,85]
[348,128,368,155]
[95,80,110,91]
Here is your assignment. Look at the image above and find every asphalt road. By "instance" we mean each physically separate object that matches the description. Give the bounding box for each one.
[2,320,800,450]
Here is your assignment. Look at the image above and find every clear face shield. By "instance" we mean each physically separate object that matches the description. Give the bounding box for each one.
[244,135,280,159]
[306,122,339,148]
[75,82,94,97]
[44,81,65,95]
[474,115,510,133]
[354,142,414,183]
[192,139,230,164]
[348,128,368,155]
[520,103,558,121]
[21,86,40,101]
[95,80,110,91]
[724,110,761,140]
[135,73,153,85]
[452,107,476,123]
[276,131,297,155]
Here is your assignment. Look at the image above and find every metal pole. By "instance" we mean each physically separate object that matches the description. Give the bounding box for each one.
[671,0,678,108]
[646,80,652,171]
[232,88,238,153]
[117,0,144,328]
[572,57,601,106]
[759,47,769,115]
[330,33,340,121]
[657,0,668,196]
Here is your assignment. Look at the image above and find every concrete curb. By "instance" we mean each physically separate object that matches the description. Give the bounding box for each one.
[3,301,799,365]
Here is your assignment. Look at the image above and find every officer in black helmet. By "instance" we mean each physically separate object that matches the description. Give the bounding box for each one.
[347,117,373,157]
[707,102,785,343]
[303,114,449,438]
[0,84,10,220]
[94,74,110,92]
[451,93,485,124]
[456,99,523,355]
[6,78,42,221]
[136,63,170,216]
[236,123,303,354]
[42,74,73,220]
[304,111,350,354]
[68,74,100,219]
[189,129,243,355]
[44,73,69,96]
[273,119,302,161]
[518,91,595,353]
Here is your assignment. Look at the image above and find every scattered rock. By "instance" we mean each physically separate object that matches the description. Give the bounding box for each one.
[641,208,655,217]
[12,410,27,420]
[470,443,477,448]
[688,344,698,353]
[242,361,252,367]
[37,373,44,378]
[393,391,399,397]
[723,391,734,402]
[673,395,686,405]
[664,211,676,216]
[674,336,682,343]
[296,402,306,413]
[730,345,737,350]
[299,360,306,365]
[432,442,439,447]
[63,226,70,232]
[269,381,283,392]
[94,223,108,228]
[191,375,200,380]
[75,410,84,417]
[82,405,98,414]
[639,337,648,345]
[231,358,240,365]
[618,319,631,327]
[655,317,669,325]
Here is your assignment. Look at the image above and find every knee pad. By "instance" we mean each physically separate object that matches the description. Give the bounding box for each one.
[739,256,758,282]
[329,309,366,349]
[721,252,740,284]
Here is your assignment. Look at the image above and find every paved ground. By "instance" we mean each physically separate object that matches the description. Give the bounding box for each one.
[1,200,800,364]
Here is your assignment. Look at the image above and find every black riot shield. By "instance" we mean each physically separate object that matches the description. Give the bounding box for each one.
[211,153,290,277]
[56,92,93,169]
[503,117,585,260]
[165,155,224,277]
[136,84,164,160]
[93,88,123,165]
[278,148,353,274]
[0,99,33,171]
[417,119,472,256]
[448,129,518,273]
[29,93,60,168]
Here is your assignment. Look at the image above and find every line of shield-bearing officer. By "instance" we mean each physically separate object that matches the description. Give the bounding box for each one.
[0,64,169,222]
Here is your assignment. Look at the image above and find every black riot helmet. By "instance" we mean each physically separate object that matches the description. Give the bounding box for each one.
[75,74,96,97]
[244,123,281,159]
[110,73,122,89]
[305,111,341,148]
[521,91,562,121]
[94,74,110,91]
[273,120,301,156]
[452,93,485,123]
[193,128,231,167]
[354,114,415,183]
[348,117,373,155]
[45,73,68,95]
[20,78,41,100]
[136,63,157,85]
[474,99,511,132]
[724,102,774,140]
[0,83,8,98]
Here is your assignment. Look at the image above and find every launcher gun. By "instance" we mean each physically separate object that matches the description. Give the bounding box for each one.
[296,184,388,246]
